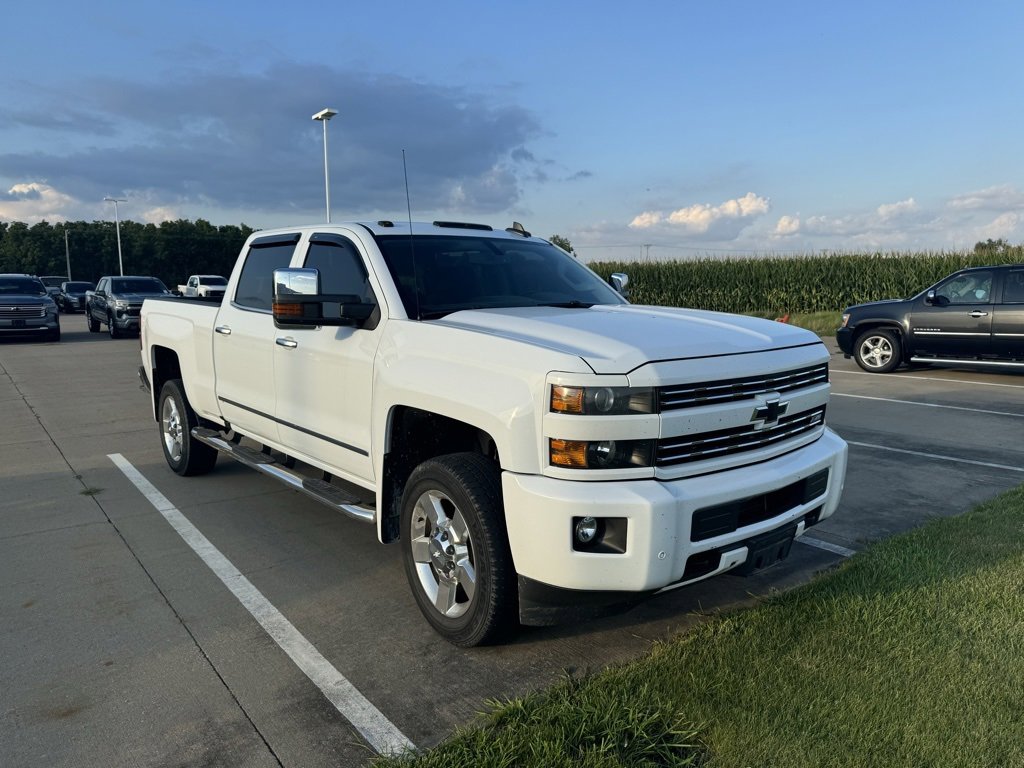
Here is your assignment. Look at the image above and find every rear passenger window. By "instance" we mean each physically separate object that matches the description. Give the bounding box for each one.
[1002,271,1024,304]
[234,237,299,310]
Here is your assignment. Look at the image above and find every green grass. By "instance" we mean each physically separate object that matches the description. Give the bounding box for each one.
[746,310,842,337]
[374,485,1024,768]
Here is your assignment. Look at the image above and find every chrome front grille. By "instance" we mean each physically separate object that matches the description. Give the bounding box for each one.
[659,363,828,411]
[0,306,45,319]
[656,406,826,467]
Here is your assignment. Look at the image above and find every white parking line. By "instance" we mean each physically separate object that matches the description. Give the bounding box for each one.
[846,442,1024,473]
[831,368,1024,390]
[108,453,414,757]
[832,393,1024,418]
[798,536,856,558]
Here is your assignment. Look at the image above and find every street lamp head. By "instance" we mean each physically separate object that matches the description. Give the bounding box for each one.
[312,107,338,121]
[104,196,126,203]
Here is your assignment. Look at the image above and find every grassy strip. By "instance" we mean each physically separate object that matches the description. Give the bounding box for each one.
[745,310,842,337]
[375,485,1024,768]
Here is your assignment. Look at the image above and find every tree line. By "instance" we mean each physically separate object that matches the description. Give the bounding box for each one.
[0,219,255,289]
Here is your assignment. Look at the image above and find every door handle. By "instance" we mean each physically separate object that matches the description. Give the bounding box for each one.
[215,325,232,335]
[276,337,298,349]
[968,311,988,318]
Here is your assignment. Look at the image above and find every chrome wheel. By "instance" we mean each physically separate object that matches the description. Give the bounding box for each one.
[858,334,894,369]
[409,490,476,618]
[853,328,901,374]
[161,393,184,463]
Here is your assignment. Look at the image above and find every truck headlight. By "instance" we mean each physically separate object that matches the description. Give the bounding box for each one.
[841,313,850,328]
[115,300,129,309]
[551,386,655,415]
[550,438,655,469]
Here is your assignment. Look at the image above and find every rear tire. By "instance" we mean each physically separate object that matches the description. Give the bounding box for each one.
[854,329,902,373]
[400,453,516,647]
[159,379,218,476]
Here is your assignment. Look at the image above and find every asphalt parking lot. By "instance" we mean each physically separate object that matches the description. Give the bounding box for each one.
[2,317,1022,767]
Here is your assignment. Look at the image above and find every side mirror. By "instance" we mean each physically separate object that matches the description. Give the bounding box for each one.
[272,267,376,328]
[609,272,630,300]
[925,289,936,305]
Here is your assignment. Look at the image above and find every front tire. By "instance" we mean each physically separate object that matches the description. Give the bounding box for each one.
[108,313,121,338]
[854,329,902,373]
[87,310,100,332]
[159,379,218,476]
[400,453,516,647]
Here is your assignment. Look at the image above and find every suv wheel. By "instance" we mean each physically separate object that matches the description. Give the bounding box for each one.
[108,313,121,338]
[87,311,100,332]
[854,329,902,373]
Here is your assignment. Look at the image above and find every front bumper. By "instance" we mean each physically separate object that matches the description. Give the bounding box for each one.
[0,318,59,334]
[836,327,854,356]
[503,429,847,622]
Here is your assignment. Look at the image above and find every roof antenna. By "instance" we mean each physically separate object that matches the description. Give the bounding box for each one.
[402,149,422,321]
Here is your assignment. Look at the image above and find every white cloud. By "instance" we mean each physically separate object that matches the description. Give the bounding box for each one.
[628,211,663,229]
[773,215,801,236]
[978,212,1022,241]
[141,206,182,223]
[0,182,76,223]
[948,184,1024,211]
[876,197,917,220]
[629,192,770,241]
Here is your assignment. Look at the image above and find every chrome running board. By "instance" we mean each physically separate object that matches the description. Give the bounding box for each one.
[192,428,376,523]
[909,357,1024,368]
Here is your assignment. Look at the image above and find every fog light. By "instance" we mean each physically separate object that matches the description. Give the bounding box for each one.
[575,516,598,545]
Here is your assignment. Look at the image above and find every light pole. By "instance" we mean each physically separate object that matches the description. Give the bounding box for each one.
[104,196,127,275]
[312,107,338,222]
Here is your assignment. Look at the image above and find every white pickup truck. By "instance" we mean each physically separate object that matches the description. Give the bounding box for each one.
[177,274,228,298]
[139,220,847,646]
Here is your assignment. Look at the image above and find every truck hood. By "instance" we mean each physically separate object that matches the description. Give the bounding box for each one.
[434,304,821,374]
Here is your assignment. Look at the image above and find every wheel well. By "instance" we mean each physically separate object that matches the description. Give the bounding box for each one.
[150,346,182,419]
[380,406,499,543]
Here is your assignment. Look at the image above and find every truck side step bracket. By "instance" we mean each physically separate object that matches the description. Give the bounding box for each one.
[191,428,376,524]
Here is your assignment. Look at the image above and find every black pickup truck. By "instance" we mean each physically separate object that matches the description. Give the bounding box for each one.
[837,263,1024,373]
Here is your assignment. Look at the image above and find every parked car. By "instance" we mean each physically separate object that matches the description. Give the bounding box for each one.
[56,280,95,313]
[837,263,1024,372]
[86,275,170,338]
[38,275,69,301]
[0,274,61,341]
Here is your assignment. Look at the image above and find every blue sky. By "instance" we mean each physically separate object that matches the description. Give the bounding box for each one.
[2,0,1022,259]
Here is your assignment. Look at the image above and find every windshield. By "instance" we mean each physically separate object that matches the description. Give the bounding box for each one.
[199,276,227,286]
[64,282,94,292]
[40,276,66,287]
[111,278,167,293]
[376,235,623,319]
[0,277,46,295]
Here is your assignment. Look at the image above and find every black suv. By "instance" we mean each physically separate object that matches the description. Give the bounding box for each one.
[0,274,61,341]
[837,264,1024,373]
[86,275,170,338]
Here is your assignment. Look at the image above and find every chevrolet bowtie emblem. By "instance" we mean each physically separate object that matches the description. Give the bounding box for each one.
[751,397,788,430]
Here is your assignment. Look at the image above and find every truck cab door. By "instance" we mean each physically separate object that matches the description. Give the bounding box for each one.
[213,234,300,444]
[908,269,994,359]
[272,232,382,483]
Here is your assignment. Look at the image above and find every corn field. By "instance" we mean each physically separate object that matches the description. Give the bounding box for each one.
[590,248,1024,314]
